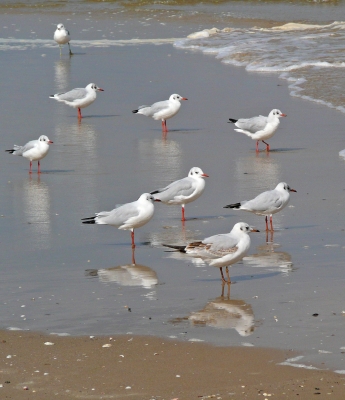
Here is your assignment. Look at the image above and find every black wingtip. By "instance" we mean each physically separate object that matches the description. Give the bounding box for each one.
[228,118,238,124]
[223,202,241,209]
[150,190,159,195]
[81,216,96,224]
[132,109,138,114]
[162,244,186,253]
[5,149,14,153]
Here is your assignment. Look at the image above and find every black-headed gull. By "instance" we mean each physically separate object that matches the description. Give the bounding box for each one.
[50,83,104,119]
[82,193,158,249]
[228,109,287,152]
[132,93,187,134]
[224,182,296,231]
[6,135,53,174]
[164,222,259,283]
[54,23,72,56]
[150,167,209,221]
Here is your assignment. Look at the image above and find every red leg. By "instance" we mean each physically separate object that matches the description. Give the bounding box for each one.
[78,108,82,119]
[131,230,135,249]
[256,141,259,152]
[225,266,231,284]
[29,161,32,174]
[181,205,185,222]
[262,140,270,152]
[270,215,274,231]
[265,216,269,231]
[37,160,41,174]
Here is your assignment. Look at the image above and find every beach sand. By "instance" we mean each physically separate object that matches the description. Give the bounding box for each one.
[1,330,345,399]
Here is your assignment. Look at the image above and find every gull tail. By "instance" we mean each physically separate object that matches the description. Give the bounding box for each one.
[5,149,15,154]
[228,118,238,124]
[132,109,139,114]
[82,216,96,224]
[224,202,241,209]
[163,244,187,253]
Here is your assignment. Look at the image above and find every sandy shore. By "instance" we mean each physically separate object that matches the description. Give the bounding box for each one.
[1,330,345,400]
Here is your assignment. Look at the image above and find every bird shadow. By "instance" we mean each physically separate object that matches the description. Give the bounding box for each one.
[78,114,120,119]
[152,128,201,133]
[37,169,75,174]
[265,147,305,153]
[199,271,280,283]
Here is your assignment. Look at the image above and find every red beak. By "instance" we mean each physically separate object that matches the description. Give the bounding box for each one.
[98,88,104,92]
[290,188,297,192]
[201,173,209,177]
[181,97,188,100]
[281,113,287,117]
[48,140,54,144]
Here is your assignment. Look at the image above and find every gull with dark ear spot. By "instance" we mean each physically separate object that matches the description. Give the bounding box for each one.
[224,182,296,231]
[6,135,53,174]
[150,167,209,222]
[163,222,259,284]
[132,93,187,134]
[228,109,287,152]
[82,193,159,249]
[50,83,104,119]
[54,23,73,56]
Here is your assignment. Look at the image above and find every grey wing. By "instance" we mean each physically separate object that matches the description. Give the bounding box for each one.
[19,140,37,153]
[151,178,195,200]
[245,190,282,211]
[203,233,239,253]
[148,99,170,114]
[236,115,268,133]
[100,203,140,225]
[57,88,87,102]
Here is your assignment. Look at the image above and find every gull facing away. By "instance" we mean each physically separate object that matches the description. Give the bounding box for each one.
[6,135,53,174]
[82,193,159,249]
[224,182,296,231]
[164,222,259,284]
[150,167,209,222]
[132,94,187,134]
[50,83,104,119]
[54,23,73,56]
[228,109,287,152]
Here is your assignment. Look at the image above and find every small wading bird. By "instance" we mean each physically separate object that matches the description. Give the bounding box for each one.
[132,93,187,134]
[224,182,296,231]
[82,193,159,249]
[50,83,104,119]
[6,135,53,174]
[228,109,287,152]
[54,23,73,56]
[163,222,259,284]
[150,167,209,222]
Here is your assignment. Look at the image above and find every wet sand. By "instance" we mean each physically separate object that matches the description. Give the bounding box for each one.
[1,330,345,399]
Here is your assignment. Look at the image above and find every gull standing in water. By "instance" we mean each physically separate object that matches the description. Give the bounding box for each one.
[50,83,104,119]
[6,135,53,174]
[228,109,287,152]
[132,93,187,134]
[224,182,296,231]
[163,222,259,283]
[54,23,73,56]
[150,167,209,221]
[82,193,158,249]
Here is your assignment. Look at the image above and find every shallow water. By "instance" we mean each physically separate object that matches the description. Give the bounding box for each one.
[1,1,345,373]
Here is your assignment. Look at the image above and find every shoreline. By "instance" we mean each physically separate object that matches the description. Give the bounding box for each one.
[1,330,345,399]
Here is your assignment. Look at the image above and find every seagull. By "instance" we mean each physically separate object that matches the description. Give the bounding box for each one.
[132,93,187,134]
[228,109,287,152]
[54,23,73,56]
[163,222,259,283]
[50,83,104,119]
[82,193,159,249]
[224,182,296,231]
[150,167,209,221]
[5,135,53,173]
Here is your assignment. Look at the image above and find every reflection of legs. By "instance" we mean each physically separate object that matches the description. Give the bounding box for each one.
[270,214,274,231]
[59,45,62,56]
[131,248,136,265]
[266,230,274,243]
[161,120,168,133]
[256,141,259,152]
[131,230,135,249]
[78,108,82,119]
[37,160,41,174]
[68,42,73,56]
[29,161,32,174]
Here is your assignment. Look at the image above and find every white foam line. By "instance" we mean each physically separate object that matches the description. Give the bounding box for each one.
[0,37,182,48]
[278,356,321,370]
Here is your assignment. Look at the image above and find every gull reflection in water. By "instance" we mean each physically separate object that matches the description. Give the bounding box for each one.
[170,284,255,337]
[85,251,158,289]
[54,58,71,92]
[17,175,51,250]
[243,238,294,277]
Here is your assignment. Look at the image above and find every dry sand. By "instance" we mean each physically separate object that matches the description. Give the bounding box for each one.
[0,330,344,399]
